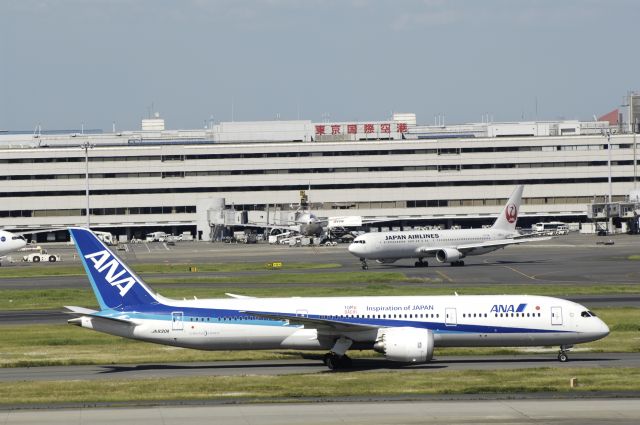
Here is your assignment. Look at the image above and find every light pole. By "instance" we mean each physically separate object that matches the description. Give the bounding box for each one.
[606,130,612,203]
[604,130,613,233]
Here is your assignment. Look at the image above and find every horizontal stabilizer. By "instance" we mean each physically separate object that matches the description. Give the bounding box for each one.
[64,306,98,315]
[64,306,136,325]
[86,314,136,325]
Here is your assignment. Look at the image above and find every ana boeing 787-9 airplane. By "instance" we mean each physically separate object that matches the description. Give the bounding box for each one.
[348,185,548,269]
[65,227,608,369]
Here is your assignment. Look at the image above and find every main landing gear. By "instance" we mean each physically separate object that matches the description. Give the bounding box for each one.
[360,258,368,270]
[450,260,465,267]
[558,345,573,362]
[323,353,352,370]
[324,337,353,370]
[414,259,428,268]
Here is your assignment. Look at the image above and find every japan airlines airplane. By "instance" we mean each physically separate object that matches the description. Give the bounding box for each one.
[0,230,27,264]
[66,227,608,369]
[348,185,548,269]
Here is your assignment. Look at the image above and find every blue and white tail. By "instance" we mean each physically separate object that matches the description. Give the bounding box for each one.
[491,185,524,232]
[69,227,159,310]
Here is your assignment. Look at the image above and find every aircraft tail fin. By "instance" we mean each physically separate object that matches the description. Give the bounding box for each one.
[491,185,524,232]
[69,227,159,310]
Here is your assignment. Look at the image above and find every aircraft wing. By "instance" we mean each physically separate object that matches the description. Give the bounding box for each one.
[417,236,552,255]
[4,228,67,236]
[225,293,257,299]
[242,310,380,333]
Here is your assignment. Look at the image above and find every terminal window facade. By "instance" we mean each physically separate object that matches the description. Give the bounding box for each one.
[0,142,633,165]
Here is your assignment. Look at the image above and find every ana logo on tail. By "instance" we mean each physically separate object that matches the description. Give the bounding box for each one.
[84,250,137,296]
[505,203,518,224]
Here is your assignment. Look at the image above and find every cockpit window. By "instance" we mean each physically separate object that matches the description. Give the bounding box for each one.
[353,240,366,244]
[581,311,597,317]
[587,310,597,317]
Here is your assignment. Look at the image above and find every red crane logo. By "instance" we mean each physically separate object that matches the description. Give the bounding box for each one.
[505,203,518,224]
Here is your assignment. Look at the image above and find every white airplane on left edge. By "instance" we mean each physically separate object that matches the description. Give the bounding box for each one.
[0,229,27,264]
[66,227,609,370]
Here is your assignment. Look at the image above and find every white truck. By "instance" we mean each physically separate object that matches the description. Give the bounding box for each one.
[145,232,168,242]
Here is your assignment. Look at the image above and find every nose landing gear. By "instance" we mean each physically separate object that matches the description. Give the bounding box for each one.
[558,345,573,362]
[360,258,368,270]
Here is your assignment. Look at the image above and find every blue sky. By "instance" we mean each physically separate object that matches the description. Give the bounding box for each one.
[1,0,638,131]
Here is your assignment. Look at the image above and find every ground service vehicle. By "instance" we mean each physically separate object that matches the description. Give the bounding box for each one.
[23,252,61,262]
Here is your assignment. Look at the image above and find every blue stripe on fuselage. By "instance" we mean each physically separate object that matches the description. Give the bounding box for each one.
[102,304,568,334]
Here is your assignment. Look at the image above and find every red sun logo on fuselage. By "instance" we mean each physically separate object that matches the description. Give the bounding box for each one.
[505,203,518,223]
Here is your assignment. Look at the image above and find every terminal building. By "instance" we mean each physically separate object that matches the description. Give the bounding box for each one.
[1,94,640,241]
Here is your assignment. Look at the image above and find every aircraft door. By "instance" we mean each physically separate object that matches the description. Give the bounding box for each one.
[551,306,563,326]
[172,311,184,330]
[445,308,457,326]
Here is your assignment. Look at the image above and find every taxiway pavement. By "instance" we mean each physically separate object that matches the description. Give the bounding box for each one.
[2,233,639,289]
[2,398,640,424]
[1,353,638,382]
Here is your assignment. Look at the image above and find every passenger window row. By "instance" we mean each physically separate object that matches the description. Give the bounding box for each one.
[321,313,440,320]
[493,312,542,318]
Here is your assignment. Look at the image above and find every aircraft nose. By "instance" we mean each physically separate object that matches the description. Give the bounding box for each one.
[598,319,610,338]
[348,242,361,256]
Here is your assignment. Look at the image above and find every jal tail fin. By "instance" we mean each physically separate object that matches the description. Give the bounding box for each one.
[491,185,524,232]
[69,227,159,310]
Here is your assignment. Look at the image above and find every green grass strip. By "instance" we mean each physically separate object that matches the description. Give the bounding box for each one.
[2,281,640,311]
[147,271,428,285]
[0,262,341,278]
[1,368,639,405]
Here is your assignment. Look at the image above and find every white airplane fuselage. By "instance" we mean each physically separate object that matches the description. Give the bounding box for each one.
[75,294,608,352]
[349,228,514,261]
[0,230,27,257]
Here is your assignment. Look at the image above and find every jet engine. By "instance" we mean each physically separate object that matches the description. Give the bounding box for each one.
[435,248,463,263]
[373,327,434,363]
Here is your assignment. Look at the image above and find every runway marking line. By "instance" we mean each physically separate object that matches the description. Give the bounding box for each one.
[501,265,537,280]
[436,270,454,283]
